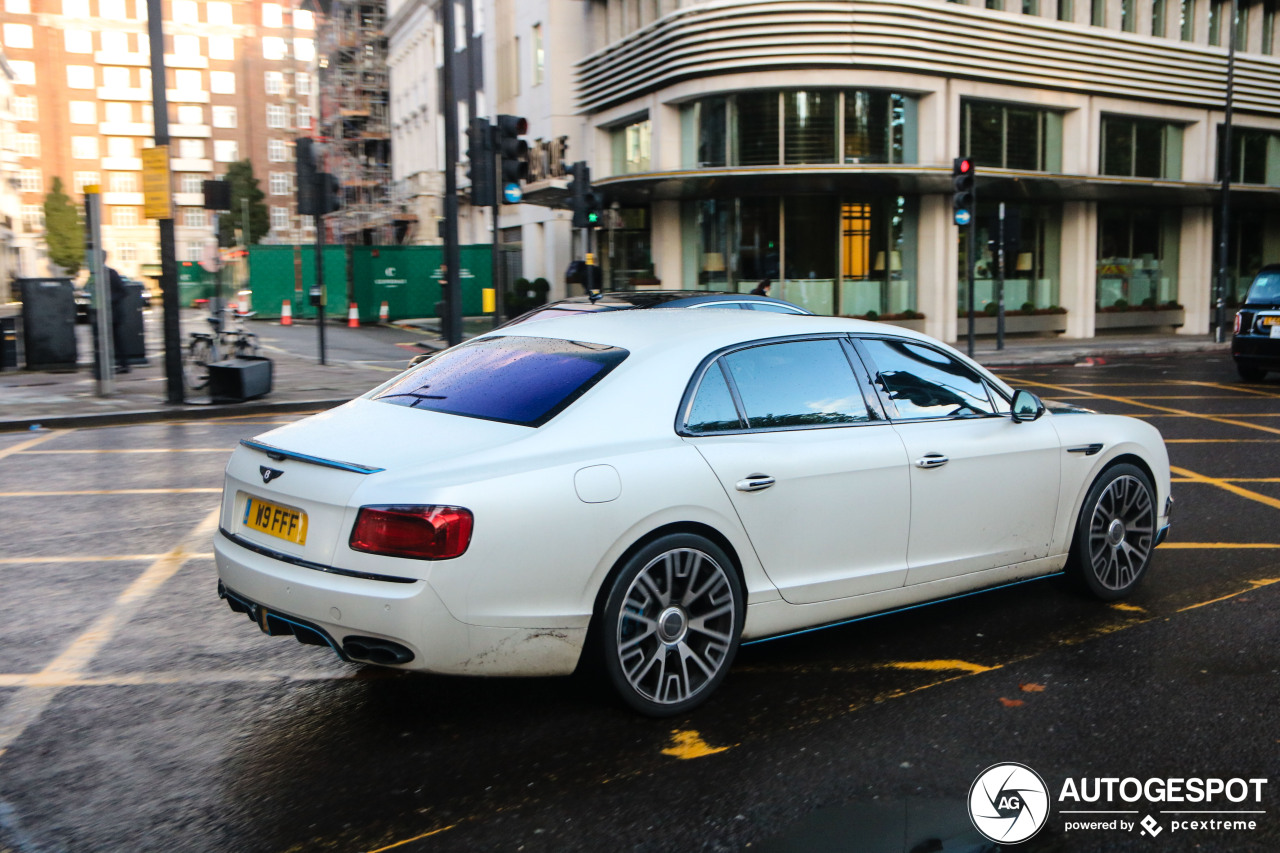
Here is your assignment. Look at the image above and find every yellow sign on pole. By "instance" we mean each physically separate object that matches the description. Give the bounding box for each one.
[142,146,172,220]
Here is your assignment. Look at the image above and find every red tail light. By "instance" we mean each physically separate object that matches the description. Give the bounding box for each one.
[349,506,473,560]
[1233,312,1242,335]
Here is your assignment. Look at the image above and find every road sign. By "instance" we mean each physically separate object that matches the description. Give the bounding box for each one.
[503,182,523,204]
[955,209,972,226]
[142,146,172,220]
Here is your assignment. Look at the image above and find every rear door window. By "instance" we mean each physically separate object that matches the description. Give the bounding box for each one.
[719,339,871,430]
[374,336,628,427]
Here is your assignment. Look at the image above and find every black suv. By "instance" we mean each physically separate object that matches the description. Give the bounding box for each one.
[1232,265,1280,382]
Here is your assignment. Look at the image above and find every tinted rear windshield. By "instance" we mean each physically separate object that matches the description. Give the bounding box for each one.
[374,336,628,427]
[1245,271,1280,305]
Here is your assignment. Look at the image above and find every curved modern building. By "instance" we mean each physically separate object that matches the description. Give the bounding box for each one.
[389,0,1280,343]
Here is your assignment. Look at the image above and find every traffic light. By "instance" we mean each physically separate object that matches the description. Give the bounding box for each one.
[585,189,604,228]
[569,161,591,228]
[952,156,975,221]
[496,114,529,192]
[296,137,318,216]
[320,172,342,215]
[467,117,495,208]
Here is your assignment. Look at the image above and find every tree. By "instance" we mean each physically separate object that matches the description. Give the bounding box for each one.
[44,177,84,277]
[216,160,270,247]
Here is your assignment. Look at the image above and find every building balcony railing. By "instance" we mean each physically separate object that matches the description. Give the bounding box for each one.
[99,122,154,136]
[170,158,213,172]
[102,157,143,171]
[98,87,151,102]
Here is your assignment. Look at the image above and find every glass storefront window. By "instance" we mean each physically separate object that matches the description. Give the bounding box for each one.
[783,197,840,314]
[682,89,916,168]
[611,118,652,174]
[602,207,654,290]
[1101,116,1182,179]
[1219,126,1280,185]
[958,202,1062,314]
[1096,208,1181,309]
[962,100,1062,172]
[784,91,838,164]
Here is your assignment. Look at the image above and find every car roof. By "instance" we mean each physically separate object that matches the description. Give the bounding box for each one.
[555,290,802,308]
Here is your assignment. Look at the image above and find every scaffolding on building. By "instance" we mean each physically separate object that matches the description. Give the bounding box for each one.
[317,0,416,245]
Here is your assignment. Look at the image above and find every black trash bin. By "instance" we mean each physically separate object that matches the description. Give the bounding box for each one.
[119,281,147,366]
[208,356,273,403]
[18,277,77,371]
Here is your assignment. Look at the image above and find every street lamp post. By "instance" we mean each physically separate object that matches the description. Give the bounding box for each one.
[1214,0,1238,343]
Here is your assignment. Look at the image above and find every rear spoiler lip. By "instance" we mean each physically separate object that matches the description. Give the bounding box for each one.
[239,438,386,475]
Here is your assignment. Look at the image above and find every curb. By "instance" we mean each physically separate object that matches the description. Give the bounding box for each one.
[0,397,350,433]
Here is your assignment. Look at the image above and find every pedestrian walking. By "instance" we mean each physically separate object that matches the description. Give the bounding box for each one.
[749,278,772,296]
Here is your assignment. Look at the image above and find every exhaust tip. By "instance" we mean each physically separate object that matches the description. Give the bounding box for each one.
[343,635,415,666]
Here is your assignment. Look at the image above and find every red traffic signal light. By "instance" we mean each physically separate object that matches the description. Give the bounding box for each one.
[952,156,975,215]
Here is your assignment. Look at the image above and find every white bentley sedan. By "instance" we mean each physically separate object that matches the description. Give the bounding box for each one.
[214,310,1172,716]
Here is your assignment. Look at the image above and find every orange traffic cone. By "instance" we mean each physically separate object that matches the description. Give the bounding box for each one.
[280,300,292,326]
[379,301,389,323]
[347,302,360,328]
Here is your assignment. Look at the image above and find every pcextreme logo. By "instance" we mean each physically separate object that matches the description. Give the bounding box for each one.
[969,765,1270,843]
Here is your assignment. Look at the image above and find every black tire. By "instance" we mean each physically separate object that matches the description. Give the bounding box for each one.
[1067,463,1157,600]
[1236,362,1267,383]
[184,337,213,390]
[599,533,744,716]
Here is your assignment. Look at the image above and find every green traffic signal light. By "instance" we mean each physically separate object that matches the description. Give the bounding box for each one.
[587,211,599,224]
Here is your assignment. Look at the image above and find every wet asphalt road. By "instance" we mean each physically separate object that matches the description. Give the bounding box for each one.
[0,350,1277,853]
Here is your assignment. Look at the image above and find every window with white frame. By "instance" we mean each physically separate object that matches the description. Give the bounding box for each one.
[117,242,137,261]
[265,71,284,94]
[67,65,94,89]
[177,105,204,126]
[10,61,35,86]
[112,207,140,226]
[178,139,205,159]
[135,0,145,20]
[70,101,97,124]
[62,0,88,15]
[102,67,132,91]
[17,133,40,157]
[139,68,151,89]
[295,104,310,129]
[212,106,237,128]
[175,69,202,92]
[108,137,134,157]
[294,38,314,61]
[172,34,200,57]
[141,104,154,123]
[182,207,206,227]
[109,173,138,192]
[21,205,43,232]
[209,71,235,94]
[207,1,231,24]
[72,171,98,192]
[99,0,125,18]
[171,0,197,23]
[294,8,313,28]
[269,172,290,194]
[262,37,286,59]
[65,29,93,53]
[267,104,288,128]
[208,35,234,60]
[262,3,282,26]
[100,30,128,54]
[184,243,203,262]
[13,97,37,121]
[270,206,290,230]
[180,174,204,194]
[71,136,99,159]
[268,138,287,162]
[6,0,30,12]
[105,102,132,123]
[295,72,311,96]
[19,169,42,192]
[214,139,238,162]
[3,24,34,49]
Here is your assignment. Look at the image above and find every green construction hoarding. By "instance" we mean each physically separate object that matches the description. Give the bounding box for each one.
[245,245,493,322]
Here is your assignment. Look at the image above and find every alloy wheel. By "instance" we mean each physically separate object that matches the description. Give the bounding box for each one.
[1086,473,1155,592]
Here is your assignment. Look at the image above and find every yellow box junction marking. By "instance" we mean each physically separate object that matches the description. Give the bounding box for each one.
[661,729,736,759]
[0,429,67,461]
[884,659,998,675]
[1169,465,1280,513]
[1177,579,1280,612]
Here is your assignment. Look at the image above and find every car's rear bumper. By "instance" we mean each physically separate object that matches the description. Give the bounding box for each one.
[214,529,586,677]
[1231,335,1280,369]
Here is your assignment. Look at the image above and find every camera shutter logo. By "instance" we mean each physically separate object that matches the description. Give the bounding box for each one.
[969,762,1050,844]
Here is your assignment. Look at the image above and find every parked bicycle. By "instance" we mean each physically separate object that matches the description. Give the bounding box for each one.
[184,306,260,391]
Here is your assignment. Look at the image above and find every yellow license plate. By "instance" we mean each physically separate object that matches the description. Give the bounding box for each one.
[242,493,308,544]
[1261,316,1280,326]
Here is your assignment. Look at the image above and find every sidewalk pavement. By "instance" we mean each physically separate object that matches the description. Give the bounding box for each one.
[0,318,1229,433]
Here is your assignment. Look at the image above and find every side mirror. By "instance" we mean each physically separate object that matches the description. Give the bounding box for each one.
[1011,389,1045,423]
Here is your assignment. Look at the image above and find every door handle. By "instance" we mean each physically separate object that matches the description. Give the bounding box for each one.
[915,454,949,469]
[735,474,776,492]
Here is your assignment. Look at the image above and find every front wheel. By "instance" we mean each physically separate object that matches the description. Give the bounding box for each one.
[184,336,213,390]
[600,534,743,716]
[1067,464,1157,600]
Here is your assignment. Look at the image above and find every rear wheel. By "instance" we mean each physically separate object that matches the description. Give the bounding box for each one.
[1236,362,1267,383]
[184,336,213,390]
[1068,464,1156,600]
[600,534,743,716]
